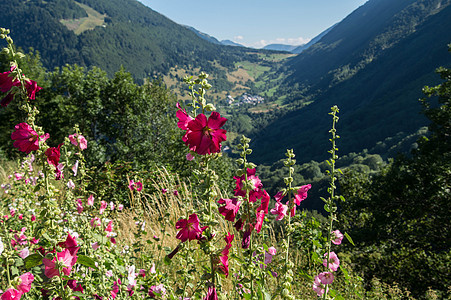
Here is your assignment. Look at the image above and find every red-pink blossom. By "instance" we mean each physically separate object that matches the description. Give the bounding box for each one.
[294,184,311,205]
[11,123,49,153]
[178,111,227,155]
[1,288,21,300]
[43,248,78,278]
[217,198,241,222]
[99,201,107,214]
[270,201,288,221]
[312,275,325,297]
[16,272,34,294]
[68,133,87,150]
[76,199,83,214]
[24,79,42,100]
[135,181,143,191]
[175,213,203,242]
[233,168,264,203]
[218,233,234,277]
[204,286,218,300]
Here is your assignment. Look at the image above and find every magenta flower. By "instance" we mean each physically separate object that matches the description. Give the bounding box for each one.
[294,184,311,205]
[68,133,87,150]
[217,233,234,277]
[233,168,264,203]
[270,201,288,221]
[1,288,21,300]
[175,213,203,242]
[176,103,193,130]
[99,200,107,214]
[217,198,241,222]
[11,123,49,153]
[135,181,143,192]
[24,79,42,100]
[178,111,227,155]
[43,248,78,278]
[0,67,19,108]
[67,279,84,293]
[16,272,34,294]
[72,160,79,176]
[128,180,135,191]
[331,230,344,245]
[186,153,194,161]
[204,286,218,300]
[76,199,83,214]
[323,251,340,272]
[318,271,334,285]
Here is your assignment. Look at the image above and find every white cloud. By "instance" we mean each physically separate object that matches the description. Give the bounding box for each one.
[233,35,244,41]
[242,36,312,49]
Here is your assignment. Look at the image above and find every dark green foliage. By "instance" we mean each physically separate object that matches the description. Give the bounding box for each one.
[338,58,451,298]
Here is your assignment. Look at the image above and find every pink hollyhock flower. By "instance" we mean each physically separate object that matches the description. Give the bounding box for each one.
[19,247,29,259]
[45,144,62,167]
[117,204,124,211]
[105,220,113,232]
[17,272,34,294]
[135,181,143,192]
[150,263,156,274]
[148,284,167,298]
[173,190,179,196]
[161,188,167,194]
[56,163,64,180]
[176,103,193,130]
[175,213,203,242]
[332,230,344,245]
[217,198,241,222]
[186,153,194,161]
[109,201,115,210]
[111,280,120,299]
[68,134,87,150]
[318,271,334,285]
[1,288,21,300]
[234,168,264,203]
[11,123,49,153]
[204,286,218,300]
[270,201,288,221]
[178,111,228,155]
[99,201,107,214]
[254,210,265,233]
[43,248,78,278]
[87,195,94,206]
[294,184,311,205]
[76,199,83,214]
[323,252,340,272]
[312,275,325,297]
[128,180,135,191]
[31,215,36,222]
[105,270,113,277]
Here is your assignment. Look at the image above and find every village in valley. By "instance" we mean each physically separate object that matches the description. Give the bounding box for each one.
[226,93,264,106]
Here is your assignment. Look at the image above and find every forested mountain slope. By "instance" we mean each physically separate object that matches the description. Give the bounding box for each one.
[0,0,257,80]
[251,0,451,164]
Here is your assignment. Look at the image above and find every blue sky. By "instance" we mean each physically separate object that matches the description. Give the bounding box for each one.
[138,0,368,48]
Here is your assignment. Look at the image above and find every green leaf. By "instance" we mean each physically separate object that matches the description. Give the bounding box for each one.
[344,232,355,246]
[77,255,97,269]
[24,254,43,269]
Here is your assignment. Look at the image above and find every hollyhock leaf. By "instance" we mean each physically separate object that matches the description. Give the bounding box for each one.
[77,255,98,269]
[344,232,355,246]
